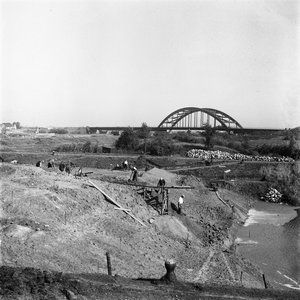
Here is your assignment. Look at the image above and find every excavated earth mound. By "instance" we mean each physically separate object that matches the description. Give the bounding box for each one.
[2,163,299,299]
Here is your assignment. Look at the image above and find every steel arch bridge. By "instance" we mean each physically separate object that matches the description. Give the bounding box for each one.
[158,107,243,130]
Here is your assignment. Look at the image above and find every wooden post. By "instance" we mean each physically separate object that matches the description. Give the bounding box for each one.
[161,189,164,215]
[162,259,177,282]
[166,189,169,214]
[240,271,243,285]
[106,252,112,276]
[262,274,268,289]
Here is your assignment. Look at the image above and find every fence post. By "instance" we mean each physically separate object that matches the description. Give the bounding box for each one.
[262,274,268,289]
[161,259,177,282]
[106,252,112,276]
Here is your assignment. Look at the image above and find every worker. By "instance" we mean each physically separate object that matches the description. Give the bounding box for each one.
[36,160,44,168]
[75,167,83,178]
[131,166,138,182]
[157,177,166,188]
[178,195,185,214]
[122,160,128,170]
[48,158,55,168]
[78,167,83,176]
[59,162,65,172]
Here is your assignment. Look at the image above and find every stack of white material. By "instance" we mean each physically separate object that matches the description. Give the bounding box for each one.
[262,187,283,203]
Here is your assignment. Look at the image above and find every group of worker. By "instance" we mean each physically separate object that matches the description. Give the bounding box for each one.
[113,160,138,182]
[36,159,56,168]
[128,167,186,214]
[35,156,76,176]
[157,176,185,214]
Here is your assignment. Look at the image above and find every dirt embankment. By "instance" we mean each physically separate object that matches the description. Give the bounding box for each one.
[0,161,294,299]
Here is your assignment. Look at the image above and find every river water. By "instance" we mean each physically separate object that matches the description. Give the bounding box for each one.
[236,201,300,290]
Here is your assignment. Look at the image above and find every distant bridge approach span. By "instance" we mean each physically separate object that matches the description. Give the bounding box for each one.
[158,107,243,131]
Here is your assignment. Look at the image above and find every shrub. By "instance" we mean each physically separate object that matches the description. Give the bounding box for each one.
[38,128,48,133]
[227,141,243,152]
[201,123,216,150]
[115,127,138,151]
[49,128,68,134]
[147,133,175,156]
[173,132,200,143]
[93,144,100,153]
[213,135,227,147]
[82,141,92,153]
[137,122,151,139]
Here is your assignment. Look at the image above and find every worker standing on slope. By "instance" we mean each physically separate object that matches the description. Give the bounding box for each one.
[157,177,166,188]
[122,160,128,170]
[131,166,138,182]
[178,195,185,214]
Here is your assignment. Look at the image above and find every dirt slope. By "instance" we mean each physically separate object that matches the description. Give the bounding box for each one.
[0,162,284,299]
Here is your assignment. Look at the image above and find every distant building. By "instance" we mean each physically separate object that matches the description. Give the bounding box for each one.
[2,123,17,130]
[1,123,17,131]
[102,146,117,153]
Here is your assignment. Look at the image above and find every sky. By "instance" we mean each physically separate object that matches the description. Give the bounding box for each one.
[1,0,300,129]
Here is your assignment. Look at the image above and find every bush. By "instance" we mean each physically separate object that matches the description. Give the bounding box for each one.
[147,133,175,156]
[38,128,48,133]
[173,132,200,143]
[213,135,227,147]
[82,141,92,153]
[115,127,138,151]
[137,122,151,139]
[93,144,100,153]
[227,141,243,152]
[201,123,216,150]
[49,128,68,134]
[54,142,101,153]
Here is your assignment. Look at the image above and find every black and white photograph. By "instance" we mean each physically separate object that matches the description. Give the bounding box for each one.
[1,0,300,299]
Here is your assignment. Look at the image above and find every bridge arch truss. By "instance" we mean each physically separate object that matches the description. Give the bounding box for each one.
[158,107,243,130]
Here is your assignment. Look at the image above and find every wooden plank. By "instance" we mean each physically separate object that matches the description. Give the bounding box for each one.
[114,207,131,212]
[88,180,146,227]
[215,191,231,208]
[106,181,195,190]
[97,179,195,189]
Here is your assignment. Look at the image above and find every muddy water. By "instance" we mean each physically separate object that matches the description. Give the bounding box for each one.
[236,201,300,290]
